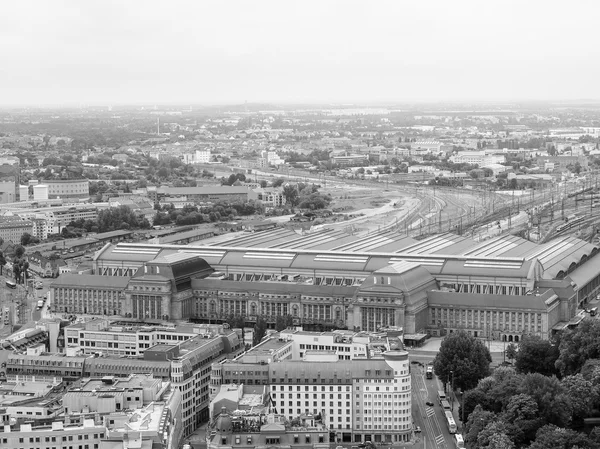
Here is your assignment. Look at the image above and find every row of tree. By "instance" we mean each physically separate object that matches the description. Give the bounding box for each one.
[153,201,265,226]
[64,205,151,236]
[434,322,600,449]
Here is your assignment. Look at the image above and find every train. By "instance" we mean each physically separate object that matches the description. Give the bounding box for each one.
[556,214,585,233]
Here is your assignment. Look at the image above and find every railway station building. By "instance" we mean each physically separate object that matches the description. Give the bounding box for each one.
[64,228,600,341]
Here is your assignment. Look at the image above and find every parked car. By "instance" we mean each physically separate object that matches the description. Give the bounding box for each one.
[426,401,434,407]
[414,426,421,433]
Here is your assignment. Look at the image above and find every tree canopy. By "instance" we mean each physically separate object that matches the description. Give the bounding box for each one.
[433,331,492,391]
[556,319,600,377]
[515,335,560,376]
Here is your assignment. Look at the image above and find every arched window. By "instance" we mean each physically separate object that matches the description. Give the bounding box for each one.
[251,302,257,315]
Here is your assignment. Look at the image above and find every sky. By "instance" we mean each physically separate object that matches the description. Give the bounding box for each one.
[1,0,599,106]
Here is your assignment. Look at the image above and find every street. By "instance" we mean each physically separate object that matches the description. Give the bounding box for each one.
[411,362,460,449]
[0,273,53,338]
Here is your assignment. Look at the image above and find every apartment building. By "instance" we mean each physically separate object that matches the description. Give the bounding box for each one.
[0,217,32,243]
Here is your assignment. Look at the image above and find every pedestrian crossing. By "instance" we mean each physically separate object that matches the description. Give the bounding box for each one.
[426,407,435,417]
[435,434,445,445]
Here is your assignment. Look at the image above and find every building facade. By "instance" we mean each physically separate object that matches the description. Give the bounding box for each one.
[87,230,600,340]
[45,179,90,199]
[50,274,130,316]
[0,217,32,243]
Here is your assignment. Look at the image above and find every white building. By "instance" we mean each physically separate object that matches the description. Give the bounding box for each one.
[450,151,505,166]
[19,185,28,201]
[196,149,211,164]
[33,184,49,201]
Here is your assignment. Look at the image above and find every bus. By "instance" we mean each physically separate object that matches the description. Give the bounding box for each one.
[590,307,598,317]
[441,400,451,411]
[455,434,465,448]
[437,390,446,405]
[5,280,16,289]
[426,365,433,379]
[445,411,457,434]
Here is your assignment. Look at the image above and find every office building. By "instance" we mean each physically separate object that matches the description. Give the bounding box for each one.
[210,329,411,444]
[45,179,90,199]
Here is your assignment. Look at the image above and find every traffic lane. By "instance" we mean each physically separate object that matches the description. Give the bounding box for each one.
[411,365,442,449]
[422,367,457,447]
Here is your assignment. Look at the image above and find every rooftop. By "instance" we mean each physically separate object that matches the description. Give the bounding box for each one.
[51,274,130,289]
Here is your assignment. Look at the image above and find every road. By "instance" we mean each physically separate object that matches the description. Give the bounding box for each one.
[411,363,461,449]
[0,274,53,338]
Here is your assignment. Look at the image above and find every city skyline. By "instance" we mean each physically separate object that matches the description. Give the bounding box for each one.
[1,0,599,106]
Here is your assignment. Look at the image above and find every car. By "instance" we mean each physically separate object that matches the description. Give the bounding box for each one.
[410,360,420,365]
[426,401,434,407]
[414,426,421,433]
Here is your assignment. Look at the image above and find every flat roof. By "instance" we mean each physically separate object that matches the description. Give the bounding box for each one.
[51,274,130,289]
[428,289,556,311]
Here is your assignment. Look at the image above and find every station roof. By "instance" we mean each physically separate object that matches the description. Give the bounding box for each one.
[95,231,599,284]
[523,236,599,279]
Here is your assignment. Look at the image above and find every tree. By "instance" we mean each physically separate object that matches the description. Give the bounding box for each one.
[433,330,492,391]
[505,343,518,364]
[272,178,285,188]
[561,374,597,421]
[275,315,294,331]
[283,184,299,207]
[518,373,572,427]
[20,232,32,246]
[14,245,25,259]
[501,393,544,446]
[253,317,268,346]
[556,319,600,377]
[515,335,560,376]
[465,405,497,448]
[528,424,596,449]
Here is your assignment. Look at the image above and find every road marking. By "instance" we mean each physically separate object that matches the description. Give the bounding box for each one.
[426,407,435,417]
[435,434,445,445]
